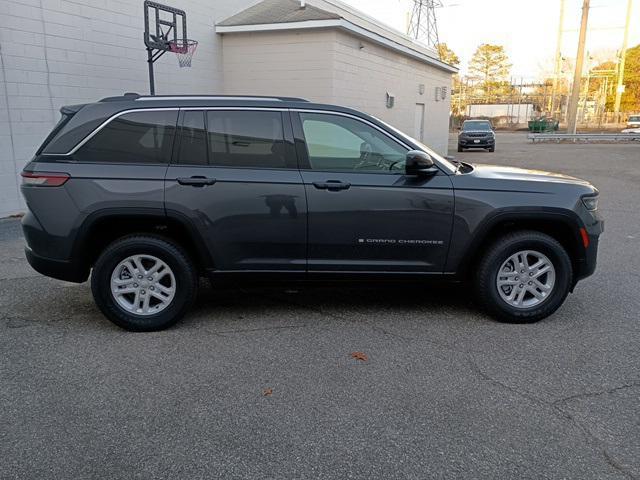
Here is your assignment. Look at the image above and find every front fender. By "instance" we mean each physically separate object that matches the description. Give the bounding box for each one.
[446,206,587,276]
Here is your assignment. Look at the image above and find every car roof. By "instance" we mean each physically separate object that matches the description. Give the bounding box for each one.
[41,93,401,155]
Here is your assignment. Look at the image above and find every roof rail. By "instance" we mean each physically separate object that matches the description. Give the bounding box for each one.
[99,93,309,103]
[134,94,309,102]
[99,92,141,102]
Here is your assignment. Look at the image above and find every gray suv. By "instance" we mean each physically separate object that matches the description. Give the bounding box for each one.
[458,119,496,152]
[21,94,603,331]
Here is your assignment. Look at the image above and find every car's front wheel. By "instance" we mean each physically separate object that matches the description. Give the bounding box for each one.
[475,231,572,323]
[91,235,198,331]
[458,144,464,152]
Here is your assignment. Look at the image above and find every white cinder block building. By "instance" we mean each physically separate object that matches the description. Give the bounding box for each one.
[0,0,455,217]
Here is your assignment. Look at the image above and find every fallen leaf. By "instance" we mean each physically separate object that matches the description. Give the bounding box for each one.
[351,351,368,362]
[262,387,273,396]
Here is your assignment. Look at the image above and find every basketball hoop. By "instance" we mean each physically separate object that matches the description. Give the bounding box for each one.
[168,39,198,68]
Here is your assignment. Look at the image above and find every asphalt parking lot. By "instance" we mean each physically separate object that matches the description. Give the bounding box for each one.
[1,132,639,479]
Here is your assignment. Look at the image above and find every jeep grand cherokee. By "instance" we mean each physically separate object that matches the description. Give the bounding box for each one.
[21,94,603,331]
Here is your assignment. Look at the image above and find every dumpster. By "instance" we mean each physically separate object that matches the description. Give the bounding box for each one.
[528,117,559,132]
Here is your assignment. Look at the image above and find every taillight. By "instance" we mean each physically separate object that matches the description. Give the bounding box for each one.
[21,172,70,187]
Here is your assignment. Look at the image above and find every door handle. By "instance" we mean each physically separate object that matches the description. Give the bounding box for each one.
[177,176,216,187]
[312,180,351,191]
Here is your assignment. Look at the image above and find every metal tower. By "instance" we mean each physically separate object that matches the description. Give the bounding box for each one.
[407,0,442,52]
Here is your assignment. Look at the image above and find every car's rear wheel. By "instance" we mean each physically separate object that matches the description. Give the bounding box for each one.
[475,231,572,323]
[91,235,197,331]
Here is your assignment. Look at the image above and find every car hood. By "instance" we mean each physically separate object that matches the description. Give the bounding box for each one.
[460,130,494,134]
[469,164,591,185]
[452,163,597,196]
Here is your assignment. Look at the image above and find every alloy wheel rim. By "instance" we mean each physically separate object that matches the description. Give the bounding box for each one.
[496,250,556,309]
[110,254,176,316]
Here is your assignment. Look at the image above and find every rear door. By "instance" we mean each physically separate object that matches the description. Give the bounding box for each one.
[164,108,307,274]
[292,110,454,274]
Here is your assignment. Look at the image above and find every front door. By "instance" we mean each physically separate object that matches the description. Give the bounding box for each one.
[165,109,306,273]
[292,111,454,274]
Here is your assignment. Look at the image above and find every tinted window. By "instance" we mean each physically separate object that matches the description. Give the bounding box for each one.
[77,110,177,164]
[299,113,406,172]
[178,111,207,165]
[207,111,286,168]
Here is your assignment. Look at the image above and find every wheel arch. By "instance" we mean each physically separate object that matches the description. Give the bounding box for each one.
[455,209,586,286]
[72,208,214,275]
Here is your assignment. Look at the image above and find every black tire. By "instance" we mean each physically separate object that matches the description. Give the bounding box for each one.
[91,235,198,331]
[458,145,464,152]
[488,146,495,152]
[475,231,572,323]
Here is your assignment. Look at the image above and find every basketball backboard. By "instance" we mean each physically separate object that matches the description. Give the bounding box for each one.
[143,1,187,51]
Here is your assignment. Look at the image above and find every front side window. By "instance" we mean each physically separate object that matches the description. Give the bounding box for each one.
[207,111,287,169]
[299,113,406,172]
[76,110,177,164]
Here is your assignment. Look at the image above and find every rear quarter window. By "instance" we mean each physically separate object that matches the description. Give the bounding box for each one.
[74,110,178,164]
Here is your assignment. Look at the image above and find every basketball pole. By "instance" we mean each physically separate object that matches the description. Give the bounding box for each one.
[147,47,156,95]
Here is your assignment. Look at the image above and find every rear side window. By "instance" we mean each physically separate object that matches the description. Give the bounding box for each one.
[206,111,286,168]
[75,110,177,164]
[36,112,74,155]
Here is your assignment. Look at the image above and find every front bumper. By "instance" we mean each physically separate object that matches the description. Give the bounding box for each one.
[459,136,495,147]
[573,213,604,287]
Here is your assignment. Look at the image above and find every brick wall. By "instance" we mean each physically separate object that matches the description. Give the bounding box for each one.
[0,0,256,217]
[331,30,452,155]
[222,30,336,102]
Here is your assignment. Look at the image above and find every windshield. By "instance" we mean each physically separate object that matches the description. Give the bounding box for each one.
[629,116,640,122]
[371,116,457,173]
[463,121,492,131]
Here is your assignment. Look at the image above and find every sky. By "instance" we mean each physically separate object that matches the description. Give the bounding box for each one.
[340,0,640,80]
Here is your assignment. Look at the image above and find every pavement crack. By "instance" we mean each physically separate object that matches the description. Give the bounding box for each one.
[553,381,640,405]
[468,356,638,479]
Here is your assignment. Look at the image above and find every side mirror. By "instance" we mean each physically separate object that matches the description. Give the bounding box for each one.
[405,150,438,176]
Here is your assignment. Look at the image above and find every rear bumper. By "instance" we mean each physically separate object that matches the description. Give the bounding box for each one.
[25,247,89,283]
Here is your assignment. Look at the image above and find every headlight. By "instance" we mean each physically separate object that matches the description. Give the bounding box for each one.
[581,195,598,211]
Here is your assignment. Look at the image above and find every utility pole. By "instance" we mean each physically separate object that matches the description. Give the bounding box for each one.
[567,0,590,134]
[550,0,565,116]
[613,0,633,115]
